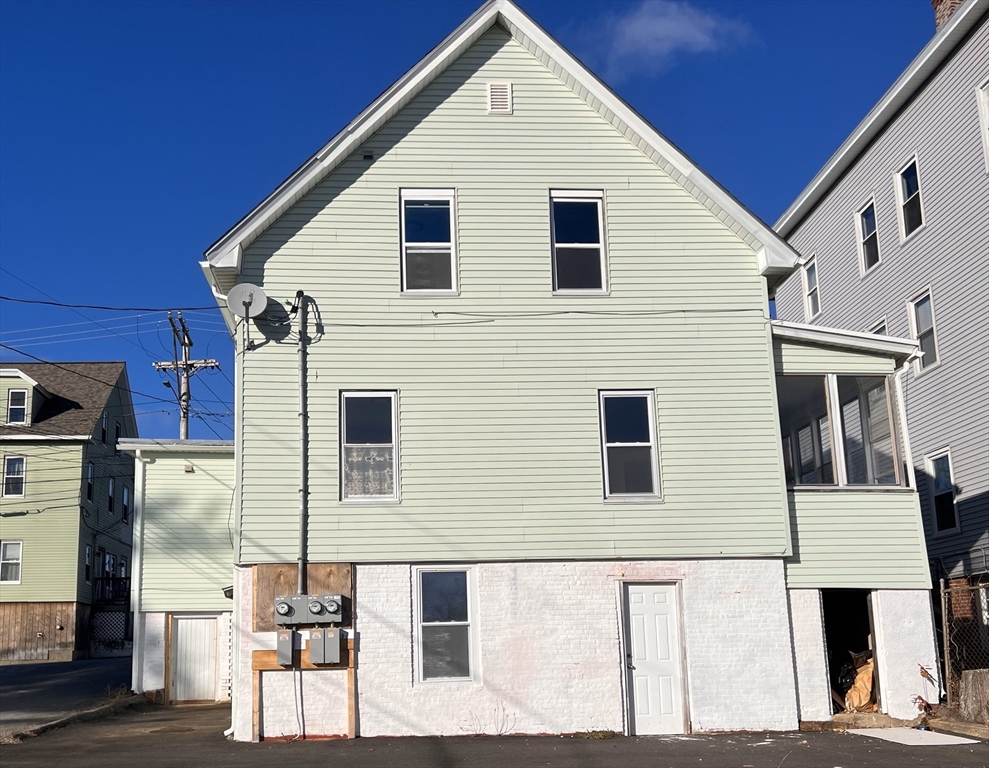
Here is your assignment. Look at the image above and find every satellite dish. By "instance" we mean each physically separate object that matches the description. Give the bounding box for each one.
[226,283,268,319]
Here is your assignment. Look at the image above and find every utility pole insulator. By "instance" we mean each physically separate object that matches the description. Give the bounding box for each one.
[152,313,221,439]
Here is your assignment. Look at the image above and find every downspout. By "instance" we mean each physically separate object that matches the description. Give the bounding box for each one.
[130,450,152,697]
[893,358,918,490]
[297,292,309,595]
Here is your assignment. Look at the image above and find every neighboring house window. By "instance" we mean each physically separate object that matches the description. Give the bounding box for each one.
[86,463,94,501]
[101,411,108,444]
[928,452,958,533]
[803,257,820,319]
[897,158,924,238]
[910,291,939,370]
[122,486,130,523]
[96,548,105,577]
[871,319,887,335]
[418,568,473,681]
[599,391,661,498]
[550,190,606,292]
[0,541,22,584]
[6,389,27,424]
[108,478,114,513]
[857,200,880,271]
[118,557,127,578]
[107,553,116,577]
[977,78,989,173]
[341,392,398,500]
[85,545,92,584]
[2,456,25,497]
[114,422,121,449]
[400,189,456,292]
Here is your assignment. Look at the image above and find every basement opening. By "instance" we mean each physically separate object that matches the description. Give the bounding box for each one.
[822,588,880,714]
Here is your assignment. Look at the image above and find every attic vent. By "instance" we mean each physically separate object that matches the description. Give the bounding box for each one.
[362,149,374,161]
[487,82,512,114]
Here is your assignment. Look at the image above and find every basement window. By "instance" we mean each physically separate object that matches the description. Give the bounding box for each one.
[417,568,474,681]
[341,391,398,501]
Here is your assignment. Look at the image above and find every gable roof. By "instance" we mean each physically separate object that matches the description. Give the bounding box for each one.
[775,0,989,238]
[0,362,129,439]
[203,0,800,290]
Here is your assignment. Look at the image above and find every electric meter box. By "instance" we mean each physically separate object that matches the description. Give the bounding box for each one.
[276,629,295,666]
[308,628,341,664]
[274,595,310,626]
[306,594,344,625]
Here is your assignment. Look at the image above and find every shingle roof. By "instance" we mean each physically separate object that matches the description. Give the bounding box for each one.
[0,362,126,438]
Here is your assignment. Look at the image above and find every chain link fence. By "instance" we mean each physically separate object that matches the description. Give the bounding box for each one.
[939,578,989,711]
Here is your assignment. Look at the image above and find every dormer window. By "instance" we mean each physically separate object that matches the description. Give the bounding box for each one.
[6,390,26,424]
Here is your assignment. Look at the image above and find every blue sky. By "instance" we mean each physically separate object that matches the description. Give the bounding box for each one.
[0,0,936,439]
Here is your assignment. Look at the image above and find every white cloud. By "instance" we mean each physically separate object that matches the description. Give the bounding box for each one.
[579,0,754,81]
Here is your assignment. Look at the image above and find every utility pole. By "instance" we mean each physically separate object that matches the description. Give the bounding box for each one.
[153,311,219,439]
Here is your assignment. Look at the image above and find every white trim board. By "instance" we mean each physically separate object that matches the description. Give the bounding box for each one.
[771,320,919,362]
[202,0,799,284]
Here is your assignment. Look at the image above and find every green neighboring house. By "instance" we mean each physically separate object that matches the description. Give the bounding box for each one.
[0,362,138,661]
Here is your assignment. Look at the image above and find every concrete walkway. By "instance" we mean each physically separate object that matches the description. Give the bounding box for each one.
[0,657,131,741]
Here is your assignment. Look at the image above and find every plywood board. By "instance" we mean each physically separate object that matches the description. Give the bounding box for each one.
[253,563,353,631]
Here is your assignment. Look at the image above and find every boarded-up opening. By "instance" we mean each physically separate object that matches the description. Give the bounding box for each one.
[822,588,879,713]
[253,563,353,632]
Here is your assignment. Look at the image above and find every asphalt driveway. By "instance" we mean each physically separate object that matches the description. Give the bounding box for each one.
[0,657,131,741]
[1,703,986,768]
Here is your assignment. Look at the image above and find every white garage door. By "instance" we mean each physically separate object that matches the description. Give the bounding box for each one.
[172,616,217,702]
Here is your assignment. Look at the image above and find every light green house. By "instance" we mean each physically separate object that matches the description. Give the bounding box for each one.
[197,0,937,740]
[0,362,137,661]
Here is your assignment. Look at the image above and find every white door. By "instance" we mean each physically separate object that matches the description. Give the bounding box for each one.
[624,583,685,734]
[172,617,217,702]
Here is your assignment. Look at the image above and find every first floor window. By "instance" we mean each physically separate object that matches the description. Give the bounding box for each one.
[1,541,22,583]
[105,552,115,577]
[419,569,472,680]
[6,389,26,424]
[911,292,938,369]
[85,544,92,583]
[838,376,896,485]
[929,453,958,532]
[599,391,660,498]
[341,391,397,500]
[2,456,25,497]
[804,257,820,318]
[401,190,456,292]
[551,191,605,291]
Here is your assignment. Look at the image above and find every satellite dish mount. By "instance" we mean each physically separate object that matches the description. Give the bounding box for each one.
[226,283,268,349]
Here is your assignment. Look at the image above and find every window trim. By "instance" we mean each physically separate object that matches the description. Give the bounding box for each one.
[894,155,925,243]
[0,540,22,585]
[854,197,882,275]
[399,188,458,295]
[550,189,608,295]
[907,288,940,375]
[869,316,888,336]
[926,448,960,536]
[339,390,400,503]
[976,77,989,174]
[413,565,478,684]
[6,389,27,425]
[802,256,821,320]
[2,455,26,498]
[598,390,663,502]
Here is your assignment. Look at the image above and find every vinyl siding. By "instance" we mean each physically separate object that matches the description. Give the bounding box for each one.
[773,339,895,375]
[785,490,930,588]
[0,444,83,602]
[775,19,989,577]
[138,452,234,612]
[236,28,791,563]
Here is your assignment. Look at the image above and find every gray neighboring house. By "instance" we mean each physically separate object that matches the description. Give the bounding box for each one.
[774,0,989,584]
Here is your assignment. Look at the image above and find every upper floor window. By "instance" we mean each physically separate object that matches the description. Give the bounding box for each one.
[101,411,108,444]
[400,190,456,293]
[977,78,989,173]
[551,191,606,292]
[341,391,398,501]
[122,486,130,523]
[2,456,25,497]
[927,451,958,533]
[910,291,938,370]
[803,257,820,319]
[86,463,94,501]
[107,478,115,513]
[417,568,474,681]
[870,319,887,335]
[896,158,923,238]
[0,541,22,584]
[856,200,880,272]
[599,391,661,499]
[6,390,27,424]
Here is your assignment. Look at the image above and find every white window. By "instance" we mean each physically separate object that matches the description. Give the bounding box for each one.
[341,391,398,501]
[803,257,820,319]
[416,567,474,681]
[870,318,887,335]
[6,389,27,424]
[550,190,606,292]
[400,189,456,293]
[122,486,130,523]
[599,391,661,499]
[101,411,108,444]
[927,451,958,533]
[856,200,880,272]
[896,157,924,239]
[977,77,989,173]
[85,544,92,584]
[108,477,114,513]
[0,541,22,584]
[86,463,94,501]
[487,82,512,114]
[2,456,25,497]
[909,291,939,370]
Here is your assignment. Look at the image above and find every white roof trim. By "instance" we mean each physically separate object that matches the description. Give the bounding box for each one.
[118,438,233,454]
[203,0,799,278]
[0,369,52,398]
[0,434,91,441]
[772,320,919,361]
[775,0,989,237]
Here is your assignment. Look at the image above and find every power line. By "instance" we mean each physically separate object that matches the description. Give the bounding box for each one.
[1,295,221,312]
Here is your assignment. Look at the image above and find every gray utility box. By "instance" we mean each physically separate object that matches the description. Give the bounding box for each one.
[308,628,341,665]
[277,629,295,666]
[274,594,344,626]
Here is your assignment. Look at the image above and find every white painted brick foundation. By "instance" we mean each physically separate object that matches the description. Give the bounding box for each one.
[260,670,348,738]
[787,589,831,722]
[872,589,938,720]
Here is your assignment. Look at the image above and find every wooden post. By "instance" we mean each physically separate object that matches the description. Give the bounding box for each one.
[252,669,261,742]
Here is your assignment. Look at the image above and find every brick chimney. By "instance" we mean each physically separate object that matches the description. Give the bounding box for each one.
[932,0,964,30]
